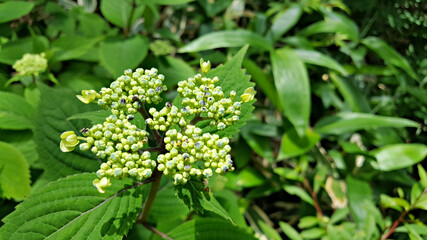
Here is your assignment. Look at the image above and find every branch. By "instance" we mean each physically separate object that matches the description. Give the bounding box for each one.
[138,146,162,153]
[303,177,323,218]
[190,114,211,125]
[380,210,408,240]
[142,222,174,240]
[137,106,163,144]
[138,169,163,224]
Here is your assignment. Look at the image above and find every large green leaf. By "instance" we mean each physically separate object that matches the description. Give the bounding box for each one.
[362,37,417,80]
[269,4,303,42]
[346,176,372,226]
[168,218,256,240]
[100,0,145,28]
[51,35,102,62]
[149,180,189,222]
[68,110,111,125]
[314,112,418,135]
[295,49,348,75]
[178,30,273,53]
[0,142,31,201]
[100,36,148,78]
[175,179,234,224]
[371,144,427,171]
[0,1,35,23]
[0,91,35,130]
[271,48,310,136]
[34,85,100,181]
[0,173,147,240]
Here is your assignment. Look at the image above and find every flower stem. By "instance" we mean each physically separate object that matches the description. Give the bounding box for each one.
[138,168,162,224]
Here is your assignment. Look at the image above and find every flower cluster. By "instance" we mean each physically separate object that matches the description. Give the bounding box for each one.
[12,53,47,76]
[60,61,255,193]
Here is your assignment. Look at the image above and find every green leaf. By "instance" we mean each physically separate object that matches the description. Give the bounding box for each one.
[100,0,145,28]
[294,49,348,75]
[299,12,358,42]
[346,176,372,225]
[168,218,256,240]
[269,4,303,42]
[178,30,273,53]
[0,142,31,201]
[274,168,303,182]
[329,73,370,112]
[197,0,233,17]
[144,0,194,4]
[279,221,302,240]
[0,173,147,240]
[52,35,102,62]
[241,123,273,162]
[371,144,427,171]
[34,85,100,181]
[68,110,111,125]
[235,168,266,188]
[175,179,234,224]
[380,194,409,211]
[283,185,314,205]
[0,1,35,23]
[414,194,427,211]
[300,228,326,239]
[271,48,310,136]
[258,220,281,240]
[0,91,35,130]
[214,190,247,228]
[192,45,255,138]
[362,37,417,79]
[417,164,427,189]
[330,208,349,225]
[156,56,196,89]
[150,180,189,222]
[314,112,418,135]
[405,224,424,240]
[396,224,427,235]
[278,128,320,159]
[100,36,148,78]
[298,216,319,229]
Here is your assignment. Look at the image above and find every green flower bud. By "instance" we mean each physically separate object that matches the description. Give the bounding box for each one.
[93,177,111,193]
[12,53,47,76]
[240,87,256,102]
[200,58,211,74]
[60,131,79,152]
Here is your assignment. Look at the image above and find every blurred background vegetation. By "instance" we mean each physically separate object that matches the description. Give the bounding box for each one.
[0,0,426,239]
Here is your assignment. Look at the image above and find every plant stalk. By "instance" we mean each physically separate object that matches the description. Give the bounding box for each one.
[138,168,162,224]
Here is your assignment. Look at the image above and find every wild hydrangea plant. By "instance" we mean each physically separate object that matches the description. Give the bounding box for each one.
[60,59,255,194]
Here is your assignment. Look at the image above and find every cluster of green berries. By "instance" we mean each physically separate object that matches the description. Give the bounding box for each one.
[12,53,47,76]
[60,59,255,193]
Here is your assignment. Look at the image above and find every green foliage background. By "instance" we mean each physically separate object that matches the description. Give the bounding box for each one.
[0,0,426,239]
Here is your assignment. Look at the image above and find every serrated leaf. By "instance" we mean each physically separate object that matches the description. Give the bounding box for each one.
[100,36,148,78]
[168,218,256,240]
[178,30,273,53]
[34,85,100,181]
[0,142,31,201]
[68,110,111,125]
[271,48,310,136]
[175,179,234,224]
[150,181,189,222]
[0,91,35,130]
[0,173,147,240]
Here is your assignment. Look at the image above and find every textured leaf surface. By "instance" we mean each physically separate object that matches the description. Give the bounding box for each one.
[168,218,256,240]
[271,48,310,136]
[0,1,35,23]
[34,85,100,181]
[100,36,148,78]
[150,181,189,222]
[175,179,233,224]
[314,112,418,135]
[68,110,111,125]
[372,144,427,171]
[0,173,147,240]
[0,142,31,200]
[179,30,273,53]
